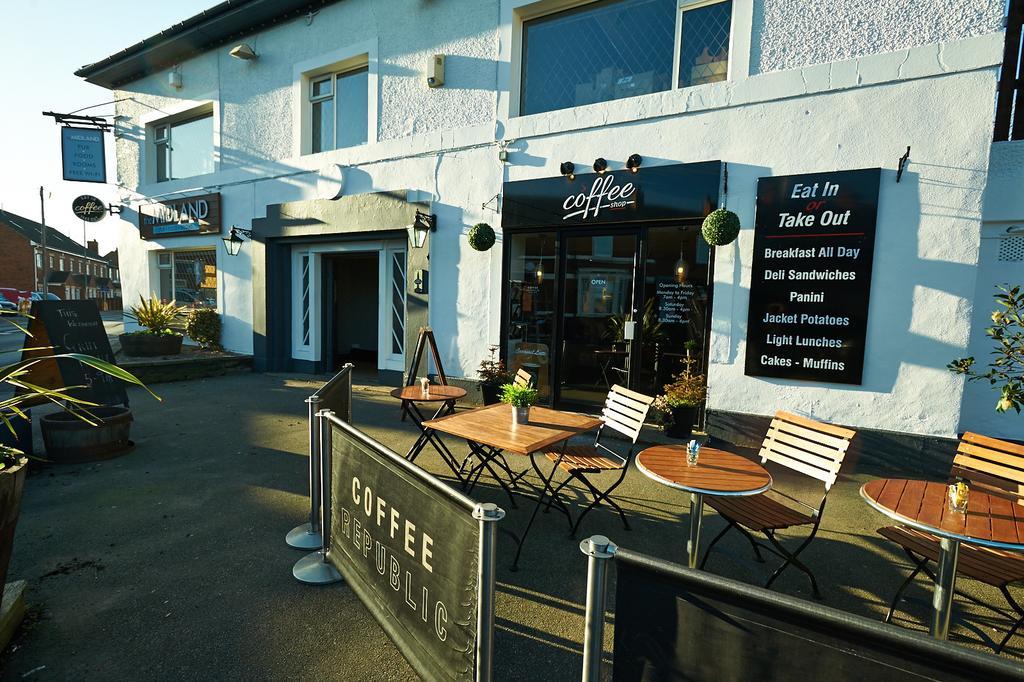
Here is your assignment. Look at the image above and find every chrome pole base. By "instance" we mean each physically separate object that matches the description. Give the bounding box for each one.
[286,523,323,550]
[292,551,343,585]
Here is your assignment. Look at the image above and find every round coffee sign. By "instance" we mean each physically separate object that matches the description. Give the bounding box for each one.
[72,195,106,223]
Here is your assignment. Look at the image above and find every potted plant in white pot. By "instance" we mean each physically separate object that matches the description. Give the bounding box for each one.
[121,296,187,357]
[0,311,155,586]
[500,382,538,427]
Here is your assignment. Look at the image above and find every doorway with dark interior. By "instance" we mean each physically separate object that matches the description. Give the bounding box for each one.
[323,252,379,373]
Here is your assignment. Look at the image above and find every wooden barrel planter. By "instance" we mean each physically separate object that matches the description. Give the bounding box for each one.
[119,333,183,357]
[40,407,134,464]
[0,457,28,588]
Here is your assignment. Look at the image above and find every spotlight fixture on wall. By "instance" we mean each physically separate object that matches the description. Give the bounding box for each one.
[223,226,254,256]
[560,161,576,181]
[593,157,608,174]
[229,43,259,60]
[168,68,183,89]
[626,153,643,174]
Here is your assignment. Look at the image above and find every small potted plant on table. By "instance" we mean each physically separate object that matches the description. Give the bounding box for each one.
[477,346,513,405]
[121,295,187,357]
[654,365,707,439]
[500,382,538,427]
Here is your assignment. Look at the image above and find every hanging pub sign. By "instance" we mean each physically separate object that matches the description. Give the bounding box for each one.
[138,192,221,239]
[744,168,881,385]
[72,195,107,223]
[502,161,721,228]
[61,127,107,184]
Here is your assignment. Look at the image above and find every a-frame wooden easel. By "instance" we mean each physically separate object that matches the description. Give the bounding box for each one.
[406,327,448,386]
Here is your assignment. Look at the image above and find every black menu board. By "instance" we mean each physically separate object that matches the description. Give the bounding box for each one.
[744,168,880,384]
[19,300,128,406]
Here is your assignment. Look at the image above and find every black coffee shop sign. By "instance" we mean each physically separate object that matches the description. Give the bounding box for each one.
[138,192,221,239]
[745,168,881,385]
[72,195,107,223]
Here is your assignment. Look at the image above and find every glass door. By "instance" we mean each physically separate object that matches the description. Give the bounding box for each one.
[635,224,711,398]
[506,233,558,402]
[558,232,640,407]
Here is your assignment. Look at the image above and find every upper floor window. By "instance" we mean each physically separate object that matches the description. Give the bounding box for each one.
[519,0,731,116]
[155,112,214,182]
[310,65,369,153]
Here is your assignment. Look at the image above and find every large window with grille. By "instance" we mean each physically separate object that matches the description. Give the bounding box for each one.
[157,249,217,308]
[519,0,731,116]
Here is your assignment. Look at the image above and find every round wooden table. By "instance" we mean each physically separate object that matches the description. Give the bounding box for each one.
[636,445,772,569]
[390,385,467,474]
[861,478,1024,640]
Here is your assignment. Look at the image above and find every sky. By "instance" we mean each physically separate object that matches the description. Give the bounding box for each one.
[0,1,215,254]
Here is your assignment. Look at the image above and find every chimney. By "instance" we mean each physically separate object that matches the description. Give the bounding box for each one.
[87,239,99,256]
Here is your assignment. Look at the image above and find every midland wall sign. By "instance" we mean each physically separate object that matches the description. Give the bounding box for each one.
[61,127,106,184]
[72,195,107,223]
[502,161,721,228]
[138,192,221,239]
[744,168,881,384]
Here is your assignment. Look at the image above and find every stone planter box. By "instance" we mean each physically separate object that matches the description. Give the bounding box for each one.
[40,406,133,463]
[119,332,183,357]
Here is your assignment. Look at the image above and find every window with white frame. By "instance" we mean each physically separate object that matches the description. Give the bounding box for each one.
[157,249,218,308]
[519,0,731,116]
[309,64,369,153]
[154,111,215,182]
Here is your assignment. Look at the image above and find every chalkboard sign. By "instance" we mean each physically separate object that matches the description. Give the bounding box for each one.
[19,301,128,407]
[744,168,880,384]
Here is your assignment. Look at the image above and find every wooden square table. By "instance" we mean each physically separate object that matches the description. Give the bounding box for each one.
[424,403,602,567]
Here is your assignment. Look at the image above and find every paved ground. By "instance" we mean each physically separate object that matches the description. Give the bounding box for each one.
[1,372,1021,680]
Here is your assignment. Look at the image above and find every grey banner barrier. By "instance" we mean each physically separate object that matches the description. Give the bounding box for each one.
[325,413,504,682]
[579,537,1024,681]
[286,364,353,550]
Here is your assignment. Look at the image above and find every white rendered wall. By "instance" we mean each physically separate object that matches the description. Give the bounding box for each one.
[105,0,1008,440]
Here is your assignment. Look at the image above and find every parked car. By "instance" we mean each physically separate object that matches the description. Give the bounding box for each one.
[0,288,21,305]
[0,300,15,312]
[31,292,61,301]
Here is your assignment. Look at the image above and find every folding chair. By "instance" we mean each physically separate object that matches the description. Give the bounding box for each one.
[513,367,534,389]
[542,384,654,536]
[699,411,855,599]
[878,432,1024,651]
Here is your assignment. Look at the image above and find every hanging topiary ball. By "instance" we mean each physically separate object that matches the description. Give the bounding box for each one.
[701,208,741,246]
[468,222,496,251]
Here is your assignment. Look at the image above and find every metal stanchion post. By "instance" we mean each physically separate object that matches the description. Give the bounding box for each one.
[473,502,505,682]
[286,395,323,549]
[580,535,616,682]
[293,410,343,585]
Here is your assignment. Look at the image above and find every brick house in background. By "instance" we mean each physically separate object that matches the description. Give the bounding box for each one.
[0,208,122,310]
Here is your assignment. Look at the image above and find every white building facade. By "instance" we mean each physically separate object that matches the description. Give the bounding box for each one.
[77,0,1023,469]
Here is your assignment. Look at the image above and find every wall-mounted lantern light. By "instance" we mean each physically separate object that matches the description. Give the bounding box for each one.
[626,153,642,174]
[223,226,253,256]
[411,210,436,249]
[560,161,576,181]
[593,157,608,174]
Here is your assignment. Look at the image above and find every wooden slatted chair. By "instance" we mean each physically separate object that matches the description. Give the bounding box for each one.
[542,384,654,536]
[699,411,856,599]
[878,432,1024,651]
[513,368,534,389]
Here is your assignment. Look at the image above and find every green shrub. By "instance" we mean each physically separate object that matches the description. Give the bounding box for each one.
[701,208,741,246]
[468,223,496,251]
[185,308,222,350]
